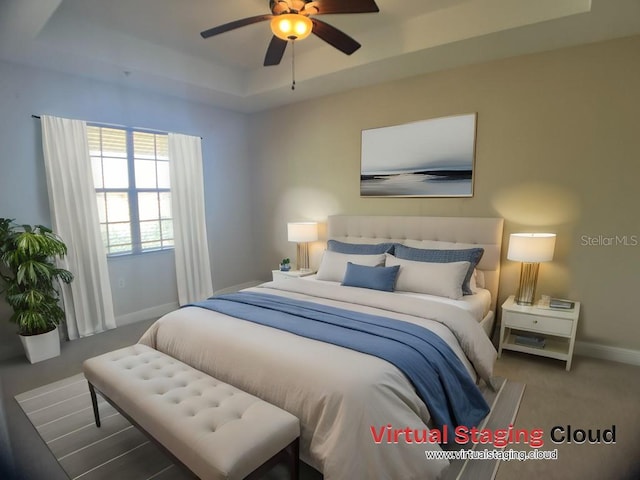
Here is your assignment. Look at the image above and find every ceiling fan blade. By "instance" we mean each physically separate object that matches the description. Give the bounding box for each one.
[311,18,361,55]
[264,36,289,66]
[200,14,273,39]
[313,0,379,15]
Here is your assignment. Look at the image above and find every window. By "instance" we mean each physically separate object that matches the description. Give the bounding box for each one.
[88,125,173,255]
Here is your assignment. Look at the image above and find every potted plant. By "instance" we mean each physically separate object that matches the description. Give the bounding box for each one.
[0,218,74,363]
[279,258,291,271]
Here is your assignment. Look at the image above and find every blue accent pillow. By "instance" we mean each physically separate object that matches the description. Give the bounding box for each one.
[394,244,484,295]
[328,239,396,255]
[342,262,400,292]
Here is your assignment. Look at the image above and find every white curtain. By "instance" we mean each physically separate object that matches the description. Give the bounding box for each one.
[168,133,213,305]
[41,115,116,339]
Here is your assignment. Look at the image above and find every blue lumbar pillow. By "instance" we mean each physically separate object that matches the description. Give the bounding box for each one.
[341,262,400,292]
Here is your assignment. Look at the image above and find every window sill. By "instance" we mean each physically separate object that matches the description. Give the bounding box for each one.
[107,247,174,260]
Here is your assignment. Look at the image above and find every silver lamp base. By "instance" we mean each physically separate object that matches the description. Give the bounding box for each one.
[515,262,540,306]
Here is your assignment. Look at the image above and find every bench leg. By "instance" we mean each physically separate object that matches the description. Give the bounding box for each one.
[287,438,299,480]
[88,382,101,428]
[244,438,299,480]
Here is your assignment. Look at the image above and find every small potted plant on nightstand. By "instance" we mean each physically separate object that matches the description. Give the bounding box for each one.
[0,218,74,363]
[279,258,291,271]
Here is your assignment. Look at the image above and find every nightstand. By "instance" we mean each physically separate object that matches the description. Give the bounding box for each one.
[271,269,315,281]
[499,295,580,371]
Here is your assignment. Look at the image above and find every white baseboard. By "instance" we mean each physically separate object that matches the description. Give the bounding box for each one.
[116,302,179,327]
[575,341,640,367]
[115,283,262,327]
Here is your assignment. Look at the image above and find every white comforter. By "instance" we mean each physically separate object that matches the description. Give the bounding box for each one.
[139,280,497,480]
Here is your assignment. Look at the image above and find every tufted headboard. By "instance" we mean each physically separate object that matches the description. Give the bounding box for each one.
[327,215,504,312]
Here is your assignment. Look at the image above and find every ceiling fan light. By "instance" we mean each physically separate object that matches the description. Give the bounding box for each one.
[271,14,312,41]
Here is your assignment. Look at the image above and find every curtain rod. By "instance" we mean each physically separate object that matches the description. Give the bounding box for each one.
[31,115,202,139]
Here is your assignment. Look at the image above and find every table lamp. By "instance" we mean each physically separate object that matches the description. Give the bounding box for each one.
[507,233,556,305]
[287,222,318,271]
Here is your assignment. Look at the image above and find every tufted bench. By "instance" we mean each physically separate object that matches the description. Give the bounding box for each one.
[82,344,300,480]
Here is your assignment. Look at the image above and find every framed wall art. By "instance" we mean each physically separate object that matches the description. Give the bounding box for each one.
[360,113,477,197]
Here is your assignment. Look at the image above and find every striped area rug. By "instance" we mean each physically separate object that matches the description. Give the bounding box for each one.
[15,373,523,480]
[15,374,191,480]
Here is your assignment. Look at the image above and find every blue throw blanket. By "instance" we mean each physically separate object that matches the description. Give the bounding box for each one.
[190,292,489,430]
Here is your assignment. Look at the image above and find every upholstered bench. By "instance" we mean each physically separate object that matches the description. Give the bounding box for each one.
[82,344,300,480]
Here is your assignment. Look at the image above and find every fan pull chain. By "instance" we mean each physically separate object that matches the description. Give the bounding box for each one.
[291,40,296,91]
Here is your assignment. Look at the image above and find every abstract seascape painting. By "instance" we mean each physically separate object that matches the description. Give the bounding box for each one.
[361,113,477,197]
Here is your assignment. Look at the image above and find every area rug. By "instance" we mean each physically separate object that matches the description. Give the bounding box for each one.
[16,374,523,480]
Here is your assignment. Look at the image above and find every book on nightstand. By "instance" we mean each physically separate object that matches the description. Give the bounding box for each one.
[514,334,546,349]
[549,298,575,310]
[536,297,575,310]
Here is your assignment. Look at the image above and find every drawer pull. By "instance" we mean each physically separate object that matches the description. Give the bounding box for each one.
[533,320,538,324]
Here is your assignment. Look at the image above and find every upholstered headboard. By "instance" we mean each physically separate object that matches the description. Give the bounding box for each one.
[327,215,504,312]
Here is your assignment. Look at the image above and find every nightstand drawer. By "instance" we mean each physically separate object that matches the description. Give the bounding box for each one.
[504,311,572,336]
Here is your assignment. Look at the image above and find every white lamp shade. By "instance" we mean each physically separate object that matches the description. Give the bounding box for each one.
[287,222,318,243]
[507,233,556,263]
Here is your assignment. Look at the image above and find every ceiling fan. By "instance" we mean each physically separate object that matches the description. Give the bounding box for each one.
[200,0,380,67]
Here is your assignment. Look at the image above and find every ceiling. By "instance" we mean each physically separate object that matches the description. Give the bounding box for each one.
[1,0,640,113]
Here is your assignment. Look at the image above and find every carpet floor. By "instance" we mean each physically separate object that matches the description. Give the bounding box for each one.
[15,370,523,480]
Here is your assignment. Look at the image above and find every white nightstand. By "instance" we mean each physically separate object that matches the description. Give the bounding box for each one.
[499,295,580,371]
[271,269,315,281]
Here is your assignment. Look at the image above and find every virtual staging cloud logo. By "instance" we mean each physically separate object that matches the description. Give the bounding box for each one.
[370,423,616,449]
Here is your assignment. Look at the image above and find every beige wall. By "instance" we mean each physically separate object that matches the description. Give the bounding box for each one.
[248,35,640,351]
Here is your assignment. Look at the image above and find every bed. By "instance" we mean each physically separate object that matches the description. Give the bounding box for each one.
[139,215,504,480]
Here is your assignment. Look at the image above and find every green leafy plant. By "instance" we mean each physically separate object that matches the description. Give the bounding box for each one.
[279,257,291,271]
[0,218,74,336]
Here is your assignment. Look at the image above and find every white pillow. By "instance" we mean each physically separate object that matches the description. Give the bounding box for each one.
[385,253,469,300]
[316,250,386,282]
[469,270,478,294]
